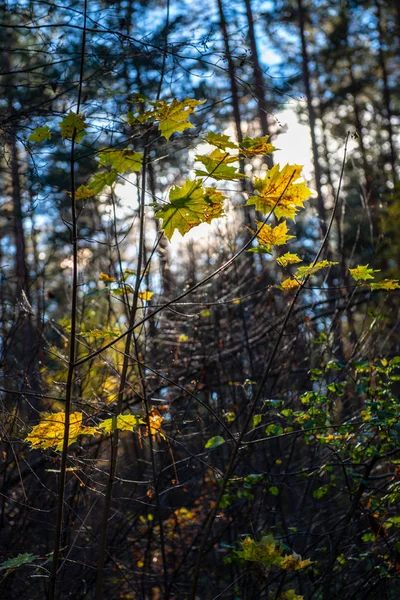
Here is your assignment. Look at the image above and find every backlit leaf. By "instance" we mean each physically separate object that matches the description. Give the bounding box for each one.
[139,290,154,301]
[240,135,275,157]
[247,164,312,220]
[25,411,91,451]
[277,252,302,267]
[154,98,205,140]
[0,553,37,572]
[251,220,295,252]
[206,131,237,150]
[195,148,246,181]
[296,260,338,278]
[349,264,380,281]
[28,126,51,143]
[370,279,400,290]
[89,170,118,194]
[155,179,225,240]
[99,414,141,433]
[205,435,225,449]
[59,111,87,142]
[98,149,143,174]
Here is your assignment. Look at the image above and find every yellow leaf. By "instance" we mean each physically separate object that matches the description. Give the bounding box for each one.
[277,252,302,267]
[253,220,295,252]
[296,260,338,278]
[99,272,115,283]
[247,164,312,220]
[280,278,300,291]
[99,414,141,433]
[25,411,90,451]
[370,279,400,290]
[349,264,380,281]
[146,408,165,439]
[139,290,154,301]
[240,135,276,157]
[75,185,95,200]
[154,98,205,140]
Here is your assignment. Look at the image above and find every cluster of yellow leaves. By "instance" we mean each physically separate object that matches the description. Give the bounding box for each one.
[146,408,166,440]
[25,410,145,450]
[237,534,313,571]
[138,290,154,301]
[348,265,399,290]
[247,164,312,220]
[24,412,97,451]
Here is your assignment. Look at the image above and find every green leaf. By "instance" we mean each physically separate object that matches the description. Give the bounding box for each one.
[252,414,262,428]
[370,279,400,290]
[348,264,380,282]
[269,486,279,496]
[89,170,118,194]
[206,131,237,150]
[313,485,328,500]
[295,260,338,278]
[59,111,88,142]
[195,149,246,181]
[0,553,37,572]
[99,414,142,433]
[98,149,143,174]
[205,435,225,449]
[240,135,275,157]
[28,126,51,143]
[154,98,205,140]
[155,179,225,240]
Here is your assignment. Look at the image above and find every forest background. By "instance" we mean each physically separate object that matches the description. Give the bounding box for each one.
[1,0,400,598]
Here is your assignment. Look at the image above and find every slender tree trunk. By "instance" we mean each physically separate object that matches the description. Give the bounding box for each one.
[296,0,327,238]
[376,0,397,184]
[243,0,273,167]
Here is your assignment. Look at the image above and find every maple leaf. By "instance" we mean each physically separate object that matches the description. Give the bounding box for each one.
[205,131,238,150]
[155,179,225,240]
[145,408,165,439]
[246,164,312,219]
[139,290,154,301]
[98,414,141,433]
[370,279,400,290]
[89,170,118,194]
[28,126,51,143]
[154,98,205,140]
[240,135,276,157]
[25,411,88,451]
[195,148,246,180]
[281,554,313,571]
[280,278,300,291]
[277,252,302,267]
[349,264,380,281]
[59,111,88,143]
[99,272,115,283]
[252,220,295,252]
[98,149,143,174]
[296,260,338,278]
[74,185,95,200]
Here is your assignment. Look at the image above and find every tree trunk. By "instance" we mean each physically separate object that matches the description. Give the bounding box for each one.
[296,0,327,238]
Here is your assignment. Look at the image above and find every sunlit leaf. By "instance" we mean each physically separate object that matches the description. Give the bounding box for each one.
[151,98,205,140]
[195,148,246,180]
[240,135,275,157]
[25,411,91,451]
[251,220,295,252]
[139,290,154,301]
[280,278,300,291]
[277,252,302,267]
[98,149,143,174]
[28,126,51,143]
[205,435,225,449]
[370,279,400,290]
[99,414,141,433]
[74,185,95,200]
[89,170,118,194]
[349,264,380,281]
[59,111,88,142]
[247,164,312,220]
[155,179,225,240]
[206,131,237,150]
[295,260,338,278]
